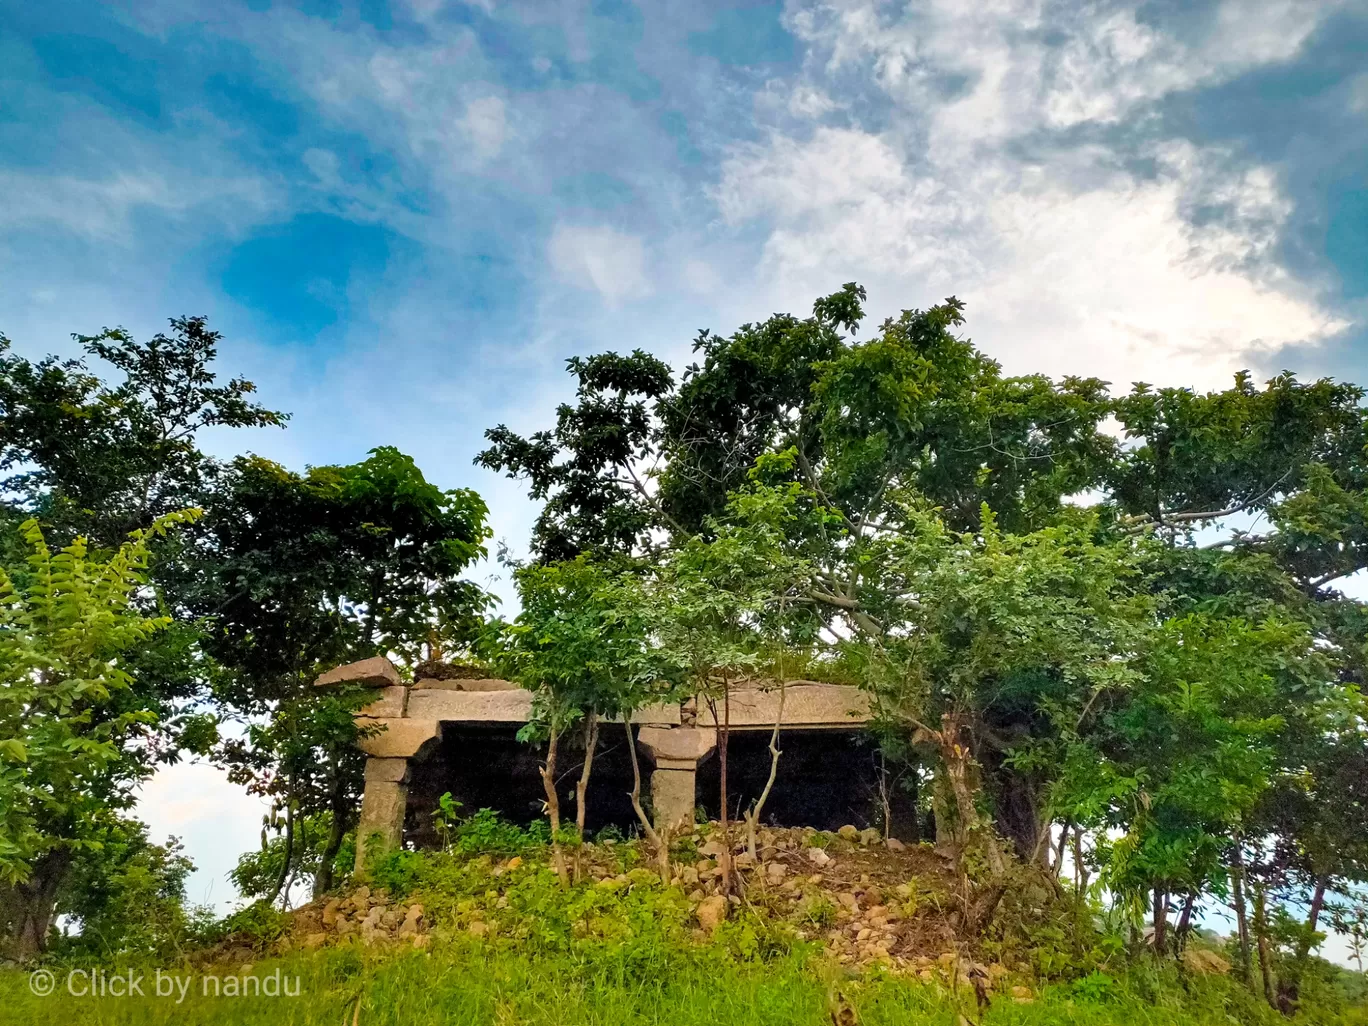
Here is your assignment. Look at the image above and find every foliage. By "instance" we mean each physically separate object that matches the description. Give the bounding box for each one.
[0,318,285,549]
[53,814,210,961]
[175,446,492,899]
[0,511,197,958]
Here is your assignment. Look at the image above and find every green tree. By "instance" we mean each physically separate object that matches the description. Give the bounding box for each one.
[645,477,820,892]
[494,555,675,884]
[0,318,285,549]
[0,511,197,959]
[175,447,491,898]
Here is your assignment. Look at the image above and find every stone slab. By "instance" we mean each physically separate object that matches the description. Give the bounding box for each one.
[637,726,717,762]
[406,688,534,723]
[628,702,682,726]
[358,718,442,758]
[359,685,409,719]
[315,656,401,689]
[454,678,521,692]
[694,683,870,730]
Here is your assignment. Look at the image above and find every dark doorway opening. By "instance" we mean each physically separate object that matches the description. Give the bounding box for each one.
[405,723,643,848]
[694,729,904,834]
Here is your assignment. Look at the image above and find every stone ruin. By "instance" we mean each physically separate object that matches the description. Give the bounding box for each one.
[317,657,921,868]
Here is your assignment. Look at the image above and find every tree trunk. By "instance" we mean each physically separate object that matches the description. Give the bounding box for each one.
[745,679,786,860]
[1285,871,1332,1010]
[938,715,1005,878]
[314,769,350,897]
[1253,881,1277,1009]
[574,712,599,839]
[623,719,670,883]
[1295,873,1330,963]
[266,799,295,908]
[572,712,600,882]
[1153,887,1168,956]
[718,685,734,895]
[539,724,570,887]
[1231,841,1253,985]
[0,849,70,961]
[1175,891,1197,956]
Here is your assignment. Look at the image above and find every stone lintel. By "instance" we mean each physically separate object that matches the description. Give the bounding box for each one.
[358,718,442,758]
[315,656,402,689]
[406,688,534,723]
[694,683,870,730]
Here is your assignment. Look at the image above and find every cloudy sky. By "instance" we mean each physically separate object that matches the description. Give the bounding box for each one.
[3,0,1366,930]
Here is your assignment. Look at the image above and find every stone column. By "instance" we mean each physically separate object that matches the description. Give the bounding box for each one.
[355,757,410,873]
[636,726,716,833]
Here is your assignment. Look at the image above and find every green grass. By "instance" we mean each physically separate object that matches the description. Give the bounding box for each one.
[1,939,1346,1026]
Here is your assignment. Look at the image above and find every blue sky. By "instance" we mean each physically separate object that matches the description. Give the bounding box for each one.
[3,0,1367,931]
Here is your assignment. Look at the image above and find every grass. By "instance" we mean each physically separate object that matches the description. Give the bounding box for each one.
[1,938,1345,1026]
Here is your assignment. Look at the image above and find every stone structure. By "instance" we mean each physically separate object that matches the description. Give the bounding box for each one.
[317,658,873,869]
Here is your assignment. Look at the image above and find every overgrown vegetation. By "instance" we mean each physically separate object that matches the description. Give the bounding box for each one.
[2,289,1366,1023]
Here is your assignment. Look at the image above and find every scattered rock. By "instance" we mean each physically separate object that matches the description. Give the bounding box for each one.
[1183,949,1232,975]
[505,856,523,870]
[858,827,881,846]
[696,895,729,933]
[807,848,832,867]
[766,861,788,881]
[468,921,489,938]
[303,932,327,950]
[321,898,342,926]
[837,825,860,841]
[680,866,700,885]
[885,838,907,852]
[699,840,727,858]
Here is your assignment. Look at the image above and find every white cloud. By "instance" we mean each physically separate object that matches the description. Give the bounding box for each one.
[547,223,652,304]
[0,170,270,241]
[706,0,1351,389]
[462,95,508,159]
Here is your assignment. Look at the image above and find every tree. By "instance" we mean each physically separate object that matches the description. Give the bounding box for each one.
[477,351,674,562]
[174,447,491,898]
[0,318,285,549]
[0,511,197,959]
[494,555,675,884]
[645,476,820,892]
[56,813,202,960]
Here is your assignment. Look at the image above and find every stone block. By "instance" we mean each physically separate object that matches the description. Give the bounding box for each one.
[315,656,401,689]
[356,777,407,873]
[358,718,442,758]
[406,688,533,723]
[364,757,411,784]
[359,685,408,719]
[649,765,698,833]
[411,678,464,690]
[628,702,682,725]
[454,678,521,692]
[694,683,870,729]
[637,726,717,763]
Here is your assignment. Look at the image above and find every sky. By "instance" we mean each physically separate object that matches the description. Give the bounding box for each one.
[2,0,1367,949]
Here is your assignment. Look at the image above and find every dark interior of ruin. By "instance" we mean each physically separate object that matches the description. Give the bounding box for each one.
[405,726,926,847]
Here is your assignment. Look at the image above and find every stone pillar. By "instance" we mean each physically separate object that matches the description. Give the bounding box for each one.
[636,726,716,833]
[355,757,410,873]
